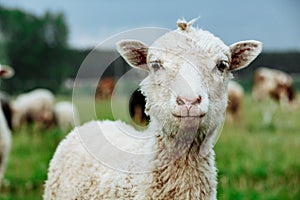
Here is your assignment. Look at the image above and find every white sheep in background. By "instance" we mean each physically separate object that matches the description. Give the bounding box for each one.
[252,67,296,105]
[44,19,262,199]
[12,88,55,129]
[226,81,244,123]
[252,67,296,124]
[53,101,80,132]
[0,64,14,187]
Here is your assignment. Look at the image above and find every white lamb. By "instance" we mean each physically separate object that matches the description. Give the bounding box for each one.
[0,64,14,187]
[53,101,80,132]
[44,19,262,199]
[12,88,55,129]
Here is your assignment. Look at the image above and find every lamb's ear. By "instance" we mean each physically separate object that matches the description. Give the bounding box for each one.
[0,65,14,79]
[117,40,149,71]
[229,40,262,71]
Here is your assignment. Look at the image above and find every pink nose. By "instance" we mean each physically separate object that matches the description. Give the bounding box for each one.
[176,96,202,106]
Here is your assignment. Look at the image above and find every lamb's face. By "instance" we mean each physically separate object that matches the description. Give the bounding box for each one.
[143,36,230,129]
[117,21,262,131]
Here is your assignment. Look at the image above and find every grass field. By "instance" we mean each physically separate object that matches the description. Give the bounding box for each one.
[0,94,299,199]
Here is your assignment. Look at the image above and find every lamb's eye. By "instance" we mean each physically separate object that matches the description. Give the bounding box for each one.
[150,61,163,72]
[216,60,229,73]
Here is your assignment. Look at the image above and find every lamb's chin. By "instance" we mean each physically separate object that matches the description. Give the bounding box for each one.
[173,116,205,129]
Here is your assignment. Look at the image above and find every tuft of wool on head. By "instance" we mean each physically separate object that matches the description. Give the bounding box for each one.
[176,17,198,31]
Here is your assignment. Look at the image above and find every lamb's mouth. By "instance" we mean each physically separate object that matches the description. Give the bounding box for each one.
[172,113,206,119]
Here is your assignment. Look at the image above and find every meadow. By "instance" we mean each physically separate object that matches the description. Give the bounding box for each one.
[0,94,299,200]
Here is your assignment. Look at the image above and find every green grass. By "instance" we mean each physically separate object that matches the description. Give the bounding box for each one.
[0,94,299,199]
[0,127,64,200]
[216,95,300,200]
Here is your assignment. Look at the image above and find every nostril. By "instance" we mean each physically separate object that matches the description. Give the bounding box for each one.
[176,97,185,105]
[191,96,202,105]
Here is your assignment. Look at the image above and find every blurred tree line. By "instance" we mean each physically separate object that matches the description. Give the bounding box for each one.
[0,6,299,94]
[0,6,88,94]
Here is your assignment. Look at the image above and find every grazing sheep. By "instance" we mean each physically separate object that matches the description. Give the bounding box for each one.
[12,88,55,129]
[53,101,80,132]
[226,81,244,123]
[44,19,262,199]
[0,64,14,187]
[252,67,296,123]
[129,89,149,126]
[252,67,296,105]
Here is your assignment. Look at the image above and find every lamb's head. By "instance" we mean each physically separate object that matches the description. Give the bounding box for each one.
[117,20,262,133]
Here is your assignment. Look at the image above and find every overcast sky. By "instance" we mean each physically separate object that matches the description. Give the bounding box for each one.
[0,0,299,51]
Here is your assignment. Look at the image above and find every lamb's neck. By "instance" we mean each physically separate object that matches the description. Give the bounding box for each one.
[147,128,217,199]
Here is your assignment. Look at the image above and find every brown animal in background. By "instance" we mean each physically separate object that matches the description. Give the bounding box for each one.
[129,89,149,126]
[95,78,115,100]
[226,81,244,123]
